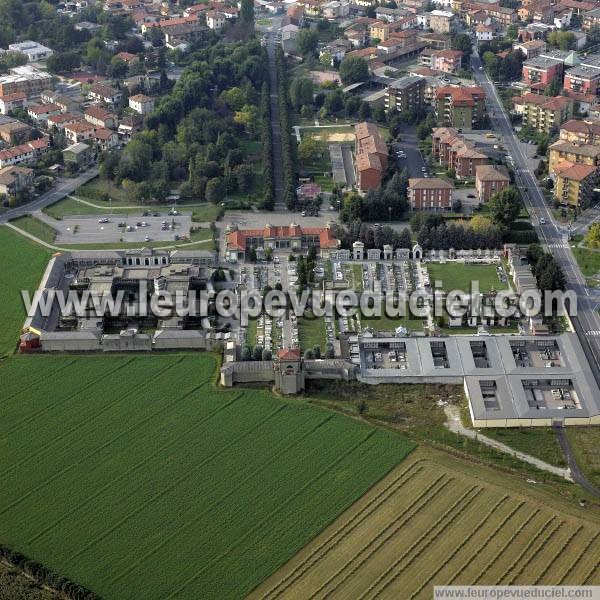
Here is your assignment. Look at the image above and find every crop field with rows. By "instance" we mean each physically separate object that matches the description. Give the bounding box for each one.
[0,353,414,599]
[252,449,600,600]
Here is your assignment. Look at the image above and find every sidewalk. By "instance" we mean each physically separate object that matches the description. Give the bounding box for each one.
[444,405,573,481]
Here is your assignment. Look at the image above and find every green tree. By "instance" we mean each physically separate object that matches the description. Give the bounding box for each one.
[289,77,313,110]
[298,137,320,163]
[206,177,226,204]
[339,56,369,85]
[585,222,600,248]
[240,0,254,24]
[488,187,521,230]
[547,31,575,51]
[296,29,318,57]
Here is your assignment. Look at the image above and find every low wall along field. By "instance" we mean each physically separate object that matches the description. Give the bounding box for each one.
[251,449,600,599]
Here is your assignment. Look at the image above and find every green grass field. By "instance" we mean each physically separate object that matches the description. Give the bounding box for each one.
[10,216,57,244]
[572,247,600,278]
[0,354,413,600]
[0,227,50,355]
[361,304,424,333]
[298,315,328,351]
[427,262,503,293]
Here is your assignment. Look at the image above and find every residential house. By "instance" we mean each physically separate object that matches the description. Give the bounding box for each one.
[63,142,94,167]
[435,86,486,131]
[128,94,155,115]
[475,164,510,203]
[431,127,488,178]
[88,83,123,105]
[322,1,350,19]
[0,92,27,115]
[475,24,494,41]
[0,121,34,145]
[142,15,207,44]
[430,49,463,73]
[281,24,299,54]
[319,39,352,64]
[512,39,546,58]
[553,160,598,207]
[64,120,96,144]
[118,114,143,140]
[115,51,140,66]
[582,6,600,30]
[94,128,119,151]
[47,113,81,130]
[0,165,34,197]
[417,31,451,50]
[0,138,49,168]
[521,55,564,85]
[428,10,455,33]
[27,103,62,124]
[85,106,117,129]
[408,177,454,210]
[206,10,227,29]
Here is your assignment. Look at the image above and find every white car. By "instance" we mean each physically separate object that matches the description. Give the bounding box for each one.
[98,217,109,223]
[144,235,151,241]
[540,217,546,225]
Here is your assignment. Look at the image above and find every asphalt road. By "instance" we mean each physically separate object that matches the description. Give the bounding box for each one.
[554,425,600,497]
[395,124,427,178]
[470,51,600,382]
[0,166,100,224]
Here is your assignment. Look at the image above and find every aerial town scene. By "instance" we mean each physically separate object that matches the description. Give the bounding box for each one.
[1,0,600,598]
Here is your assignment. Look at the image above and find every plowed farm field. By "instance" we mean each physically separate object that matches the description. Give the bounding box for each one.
[252,449,600,600]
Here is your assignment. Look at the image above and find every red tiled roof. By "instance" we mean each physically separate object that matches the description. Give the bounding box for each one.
[554,160,598,181]
[277,348,301,360]
[0,138,48,161]
[226,224,338,251]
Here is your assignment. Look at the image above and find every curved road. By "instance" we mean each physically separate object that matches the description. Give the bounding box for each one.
[554,425,600,497]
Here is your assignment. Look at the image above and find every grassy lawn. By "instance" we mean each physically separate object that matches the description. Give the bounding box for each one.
[352,263,364,292]
[76,178,133,205]
[298,314,327,351]
[189,226,212,243]
[0,227,50,355]
[565,427,600,490]
[304,380,578,495]
[10,216,56,244]
[427,262,504,293]
[483,428,567,467]
[361,305,424,333]
[572,246,600,277]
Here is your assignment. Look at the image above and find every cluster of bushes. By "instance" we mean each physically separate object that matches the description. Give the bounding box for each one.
[505,221,539,245]
[100,40,268,204]
[241,345,272,361]
[304,343,335,360]
[0,544,99,600]
[275,48,298,209]
[334,221,412,251]
[260,82,274,210]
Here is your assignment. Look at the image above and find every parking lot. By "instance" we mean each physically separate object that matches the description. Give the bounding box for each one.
[48,212,193,244]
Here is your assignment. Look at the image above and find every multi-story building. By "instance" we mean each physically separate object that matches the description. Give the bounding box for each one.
[426,10,455,33]
[512,39,546,58]
[88,83,122,105]
[0,66,54,97]
[354,121,388,192]
[513,93,573,133]
[141,15,207,43]
[0,165,34,197]
[27,103,62,124]
[549,139,600,174]
[435,86,486,131]
[475,164,510,203]
[553,160,598,208]
[85,106,117,129]
[559,118,600,144]
[475,24,494,41]
[0,121,33,145]
[64,121,96,144]
[385,76,425,114]
[0,92,27,115]
[431,127,488,178]
[226,224,339,260]
[521,55,564,85]
[563,65,600,95]
[408,177,454,210]
[128,94,155,115]
[430,49,463,73]
[0,138,49,168]
[47,113,80,130]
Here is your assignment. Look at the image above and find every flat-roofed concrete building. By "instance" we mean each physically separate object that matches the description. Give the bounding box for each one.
[384,75,425,114]
[353,332,600,427]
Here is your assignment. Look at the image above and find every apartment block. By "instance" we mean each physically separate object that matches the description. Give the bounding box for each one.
[549,139,600,175]
[385,76,425,114]
[435,85,486,131]
[513,93,573,133]
[553,160,598,208]
[475,164,510,203]
[408,177,454,210]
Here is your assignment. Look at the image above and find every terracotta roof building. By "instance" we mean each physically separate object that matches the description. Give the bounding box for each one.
[435,86,486,131]
[225,223,339,260]
[354,122,388,192]
[475,164,510,203]
[408,177,454,211]
[553,160,598,208]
